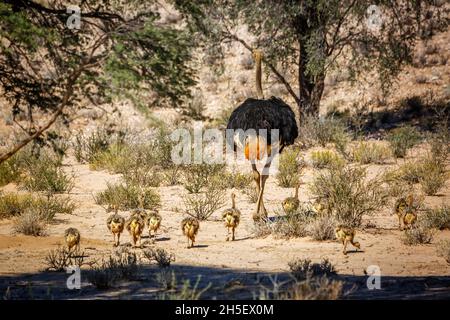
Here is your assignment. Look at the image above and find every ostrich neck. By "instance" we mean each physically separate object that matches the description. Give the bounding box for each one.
[295,185,299,199]
[255,52,264,99]
[231,195,236,209]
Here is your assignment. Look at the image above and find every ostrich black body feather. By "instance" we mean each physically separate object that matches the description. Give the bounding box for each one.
[226,96,298,151]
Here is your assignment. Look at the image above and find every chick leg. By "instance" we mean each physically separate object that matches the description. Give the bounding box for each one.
[343,239,348,255]
[232,227,235,241]
[399,215,405,231]
[117,233,121,247]
[226,227,230,241]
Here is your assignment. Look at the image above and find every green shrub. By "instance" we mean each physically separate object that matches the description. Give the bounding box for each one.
[385,154,447,195]
[310,150,344,169]
[276,148,303,187]
[181,163,225,193]
[387,126,421,158]
[95,182,160,211]
[309,165,387,227]
[89,142,129,172]
[73,126,122,163]
[350,141,392,164]
[0,156,21,186]
[183,180,226,220]
[20,153,73,194]
[0,193,34,218]
[418,158,447,195]
[218,170,253,189]
[422,206,450,230]
[271,211,310,238]
[299,115,349,154]
[0,193,74,219]
[396,161,425,184]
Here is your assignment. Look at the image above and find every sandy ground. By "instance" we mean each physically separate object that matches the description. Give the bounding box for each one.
[1,152,449,300]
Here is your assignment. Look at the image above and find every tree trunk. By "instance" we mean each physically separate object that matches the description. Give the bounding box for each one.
[297,40,325,116]
[295,13,325,117]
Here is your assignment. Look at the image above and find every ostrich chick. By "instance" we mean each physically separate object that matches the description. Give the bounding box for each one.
[126,211,145,248]
[335,225,360,255]
[181,217,200,248]
[282,183,300,215]
[394,195,417,230]
[64,228,81,252]
[222,193,241,241]
[146,210,162,241]
[106,213,125,247]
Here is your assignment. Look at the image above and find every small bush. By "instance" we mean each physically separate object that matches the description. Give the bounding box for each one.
[396,161,425,184]
[45,246,85,271]
[288,258,336,281]
[307,216,336,241]
[299,116,349,153]
[0,156,21,186]
[309,166,387,227]
[418,158,447,195]
[350,141,392,164]
[436,240,450,264]
[88,248,140,289]
[387,126,421,158]
[276,148,303,188]
[95,182,160,211]
[310,150,344,169]
[181,163,225,193]
[271,212,310,239]
[183,181,226,220]
[20,154,73,194]
[402,224,434,245]
[283,275,343,300]
[13,210,47,236]
[251,220,273,238]
[256,274,343,300]
[73,126,124,163]
[422,206,450,230]
[0,193,34,218]
[143,248,175,268]
[88,266,119,290]
[0,193,74,220]
[219,170,253,189]
[89,142,129,173]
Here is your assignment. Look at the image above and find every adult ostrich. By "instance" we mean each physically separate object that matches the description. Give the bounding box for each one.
[226,50,298,222]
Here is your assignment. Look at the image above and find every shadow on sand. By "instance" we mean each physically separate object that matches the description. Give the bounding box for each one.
[1,263,450,300]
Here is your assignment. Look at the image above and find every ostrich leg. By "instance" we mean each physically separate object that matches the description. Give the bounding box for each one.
[251,164,267,221]
[255,161,271,221]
